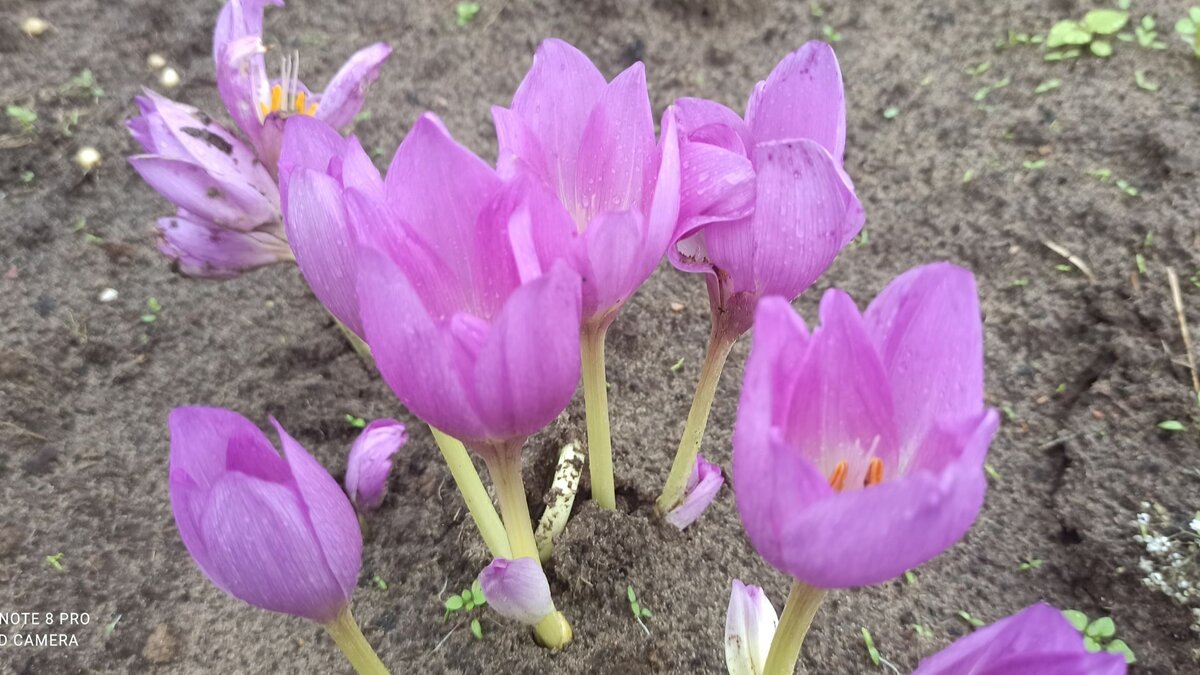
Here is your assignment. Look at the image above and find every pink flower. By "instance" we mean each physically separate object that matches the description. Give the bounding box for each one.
[344,419,407,512]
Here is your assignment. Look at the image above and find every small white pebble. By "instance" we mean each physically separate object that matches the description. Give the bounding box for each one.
[21,17,50,37]
[146,53,167,70]
[98,288,118,303]
[75,146,101,171]
[1190,518,1200,533]
[159,67,181,89]
[1137,513,1151,525]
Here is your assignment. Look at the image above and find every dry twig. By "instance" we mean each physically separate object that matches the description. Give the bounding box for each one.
[1042,240,1096,282]
[1166,267,1200,404]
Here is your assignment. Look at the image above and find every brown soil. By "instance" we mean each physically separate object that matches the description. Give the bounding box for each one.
[2,0,1199,672]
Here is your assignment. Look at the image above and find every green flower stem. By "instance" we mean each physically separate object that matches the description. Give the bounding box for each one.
[655,327,736,514]
[762,581,827,675]
[324,605,389,675]
[483,441,573,649]
[429,427,511,559]
[580,320,616,510]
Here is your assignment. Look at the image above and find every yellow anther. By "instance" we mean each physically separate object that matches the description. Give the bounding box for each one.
[269,83,282,112]
[307,102,318,116]
[864,458,884,487]
[828,460,848,493]
[294,91,307,113]
[258,102,270,119]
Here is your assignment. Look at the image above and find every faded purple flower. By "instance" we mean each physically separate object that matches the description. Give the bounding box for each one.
[478,557,556,626]
[725,579,778,675]
[168,406,361,623]
[733,263,998,588]
[344,419,407,512]
[669,41,863,338]
[128,0,389,278]
[913,603,1127,675]
[664,454,724,530]
[493,38,680,327]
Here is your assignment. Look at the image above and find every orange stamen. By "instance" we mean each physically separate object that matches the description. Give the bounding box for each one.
[828,460,848,492]
[270,83,282,112]
[864,458,884,487]
[307,102,318,116]
[294,90,307,114]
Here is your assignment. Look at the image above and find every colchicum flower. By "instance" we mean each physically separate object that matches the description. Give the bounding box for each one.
[663,454,724,530]
[913,603,1127,675]
[344,419,408,513]
[656,41,863,518]
[478,557,557,627]
[732,263,998,672]
[127,0,389,278]
[493,38,681,510]
[280,113,579,648]
[725,580,778,675]
[167,407,387,673]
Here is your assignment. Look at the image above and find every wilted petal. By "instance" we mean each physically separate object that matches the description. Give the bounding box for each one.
[664,454,724,529]
[864,263,984,465]
[725,579,777,675]
[344,419,408,512]
[573,62,655,222]
[914,603,1128,675]
[471,262,582,440]
[156,213,290,279]
[506,38,608,206]
[315,43,392,130]
[478,557,555,626]
[746,41,846,162]
[130,155,277,231]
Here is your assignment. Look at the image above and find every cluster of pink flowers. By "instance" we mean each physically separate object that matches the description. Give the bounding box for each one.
[133,2,1127,673]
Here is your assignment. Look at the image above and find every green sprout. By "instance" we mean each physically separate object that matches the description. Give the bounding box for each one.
[1018,558,1043,571]
[626,585,652,634]
[6,105,37,130]
[973,77,1010,102]
[1062,610,1136,664]
[1158,420,1186,431]
[1134,70,1160,91]
[63,69,105,100]
[1174,8,1200,57]
[443,579,487,639]
[45,552,65,572]
[142,297,162,323]
[910,624,932,638]
[1135,253,1147,274]
[962,169,975,184]
[965,61,991,76]
[669,357,685,372]
[372,574,388,590]
[20,170,34,183]
[1043,9,1129,58]
[1022,159,1046,170]
[455,2,480,27]
[957,610,986,628]
[882,106,899,120]
[861,627,881,666]
[104,615,122,637]
[1134,15,1165,49]
[822,25,842,42]
[345,414,367,429]
[1034,78,1062,94]
[985,464,1001,480]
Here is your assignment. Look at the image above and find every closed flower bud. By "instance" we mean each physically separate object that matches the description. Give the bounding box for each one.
[478,557,555,626]
[344,419,407,512]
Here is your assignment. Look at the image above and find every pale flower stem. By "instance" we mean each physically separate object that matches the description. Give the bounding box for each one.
[324,606,390,675]
[581,322,616,509]
[655,328,736,514]
[429,427,511,559]
[332,316,375,370]
[484,443,573,649]
[762,581,827,675]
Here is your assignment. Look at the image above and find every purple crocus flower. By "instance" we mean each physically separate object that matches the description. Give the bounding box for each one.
[669,41,863,338]
[128,0,389,278]
[913,603,1127,674]
[733,263,999,588]
[168,406,361,623]
[344,419,407,513]
[492,38,681,327]
[664,454,725,530]
[478,557,557,626]
[281,113,583,449]
[725,580,778,675]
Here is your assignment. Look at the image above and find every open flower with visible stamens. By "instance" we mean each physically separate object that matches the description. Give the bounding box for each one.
[734,263,999,588]
[127,0,389,278]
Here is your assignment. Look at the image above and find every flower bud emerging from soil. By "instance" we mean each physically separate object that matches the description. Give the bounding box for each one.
[913,603,1127,674]
[344,419,407,512]
[478,557,555,626]
[664,453,724,529]
[725,580,777,675]
[168,407,361,623]
[733,263,998,588]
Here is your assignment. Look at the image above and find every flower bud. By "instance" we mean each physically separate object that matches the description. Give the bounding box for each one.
[478,557,555,626]
[344,419,407,512]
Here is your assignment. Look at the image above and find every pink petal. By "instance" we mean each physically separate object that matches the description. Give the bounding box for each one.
[471,262,582,440]
[314,43,392,130]
[671,138,756,264]
[725,580,778,675]
[156,213,290,279]
[642,107,682,274]
[673,97,753,153]
[215,35,271,150]
[492,105,551,182]
[864,263,985,464]
[574,209,645,320]
[506,38,608,209]
[573,62,656,222]
[664,454,725,529]
[746,41,846,162]
[478,557,555,626]
[130,155,277,231]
